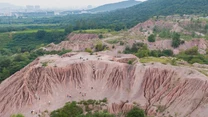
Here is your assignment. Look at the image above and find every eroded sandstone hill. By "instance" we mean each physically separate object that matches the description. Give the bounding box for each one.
[44,33,98,51]
[0,52,208,117]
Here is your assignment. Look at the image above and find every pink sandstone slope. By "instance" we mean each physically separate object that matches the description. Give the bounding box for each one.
[0,53,208,117]
[44,33,98,51]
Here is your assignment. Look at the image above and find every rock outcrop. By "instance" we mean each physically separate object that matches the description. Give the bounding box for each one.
[0,52,208,117]
[67,33,98,41]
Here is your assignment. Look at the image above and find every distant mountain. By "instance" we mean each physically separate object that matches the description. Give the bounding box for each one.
[88,0,141,13]
[61,0,141,15]
[90,0,208,27]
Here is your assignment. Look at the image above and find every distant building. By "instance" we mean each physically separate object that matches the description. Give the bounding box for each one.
[34,5,40,9]
[26,5,34,10]
[12,11,55,17]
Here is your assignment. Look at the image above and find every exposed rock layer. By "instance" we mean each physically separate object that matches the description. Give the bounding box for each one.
[44,33,98,51]
[0,53,208,117]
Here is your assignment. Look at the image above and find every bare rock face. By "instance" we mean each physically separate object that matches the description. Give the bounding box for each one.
[129,18,208,54]
[130,19,178,36]
[0,52,208,117]
[45,41,94,51]
[67,33,99,41]
[44,33,98,51]
[130,18,206,37]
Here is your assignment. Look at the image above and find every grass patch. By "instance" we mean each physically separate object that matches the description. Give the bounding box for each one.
[74,29,110,34]
[14,29,64,34]
[140,57,172,64]
[180,34,194,40]
[0,24,58,27]
[73,29,119,35]
[106,39,120,44]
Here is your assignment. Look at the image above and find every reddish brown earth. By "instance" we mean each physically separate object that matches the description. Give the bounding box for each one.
[130,18,206,35]
[1,52,208,117]
[130,19,182,36]
[67,33,99,41]
[127,18,208,54]
[44,33,98,51]
[136,38,208,54]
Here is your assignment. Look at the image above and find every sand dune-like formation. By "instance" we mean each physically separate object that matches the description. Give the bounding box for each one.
[0,52,208,117]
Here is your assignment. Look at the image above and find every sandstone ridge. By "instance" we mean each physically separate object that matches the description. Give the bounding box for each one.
[0,52,208,117]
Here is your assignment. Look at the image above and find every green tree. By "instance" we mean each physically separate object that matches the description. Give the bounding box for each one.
[36,30,46,39]
[171,32,181,48]
[85,48,93,54]
[136,44,149,58]
[95,42,106,52]
[148,34,156,42]
[13,54,28,62]
[65,25,73,34]
[162,49,173,56]
[78,111,115,117]
[126,107,145,117]
[50,101,83,117]
[185,46,198,55]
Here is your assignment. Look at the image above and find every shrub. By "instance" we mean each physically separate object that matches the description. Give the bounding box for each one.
[120,41,124,45]
[148,34,156,42]
[99,34,103,39]
[50,101,83,117]
[136,44,149,58]
[11,114,25,117]
[126,107,145,117]
[106,39,119,44]
[136,49,149,58]
[171,59,177,66]
[85,48,93,54]
[112,45,115,49]
[78,111,115,117]
[149,50,159,57]
[162,49,173,56]
[184,46,198,55]
[176,53,208,64]
[171,32,181,48]
[128,60,133,65]
[42,62,48,67]
[101,98,108,103]
[87,99,96,105]
[95,42,106,52]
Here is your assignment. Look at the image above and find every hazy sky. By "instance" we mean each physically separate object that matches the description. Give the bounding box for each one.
[0,0,145,8]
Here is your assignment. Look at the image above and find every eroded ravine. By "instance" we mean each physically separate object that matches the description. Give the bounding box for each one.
[0,52,208,117]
